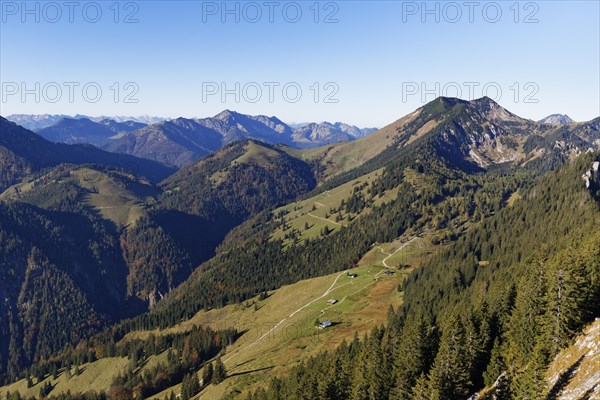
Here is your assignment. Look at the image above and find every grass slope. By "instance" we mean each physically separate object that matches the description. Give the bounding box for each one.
[0,358,129,398]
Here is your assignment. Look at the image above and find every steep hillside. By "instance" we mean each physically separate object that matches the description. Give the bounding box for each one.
[0,260,415,400]
[139,127,532,333]
[159,140,316,220]
[545,319,600,399]
[0,201,131,381]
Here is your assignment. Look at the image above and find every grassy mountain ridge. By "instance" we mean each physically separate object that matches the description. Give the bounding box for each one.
[159,140,316,220]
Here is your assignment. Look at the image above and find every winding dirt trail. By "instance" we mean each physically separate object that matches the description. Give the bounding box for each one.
[308,212,344,226]
[377,237,418,268]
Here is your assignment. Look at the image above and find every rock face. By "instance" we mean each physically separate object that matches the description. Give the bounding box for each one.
[582,161,600,189]
[546,319,600,399]
[395,97,599,171]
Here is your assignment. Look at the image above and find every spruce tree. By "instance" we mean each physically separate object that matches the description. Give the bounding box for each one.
[181,372,200,400]
[544,248,588,357]
[483,338,506,388]
[510,344,548,400]
[427,314,472,400]
[213,357,227,384]
[202,362,213,386]
[390,315,433,399]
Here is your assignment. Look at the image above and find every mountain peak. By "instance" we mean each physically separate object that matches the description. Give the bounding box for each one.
[469,96,500,107]
[538,114,575,125]
[468,96,525,123]
[214,109,239,120]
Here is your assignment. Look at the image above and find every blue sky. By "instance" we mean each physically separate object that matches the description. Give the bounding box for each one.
[1,0,599,126]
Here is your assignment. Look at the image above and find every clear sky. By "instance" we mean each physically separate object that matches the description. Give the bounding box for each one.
[1,0,599,127]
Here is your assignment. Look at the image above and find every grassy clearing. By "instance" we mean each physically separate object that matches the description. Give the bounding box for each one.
[0,352,178,399]
[194,264,405,399]
[69,168,157,227]
[506,190,522,207]
[234,141,281,166]
[209,142,282,185]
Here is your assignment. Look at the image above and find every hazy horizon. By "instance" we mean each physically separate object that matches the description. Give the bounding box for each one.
[2,1,599,126]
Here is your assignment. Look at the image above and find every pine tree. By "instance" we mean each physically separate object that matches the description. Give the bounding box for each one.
[213,357,227,384]
[483,338,506,388]
[510,344,548,400]
[181,372,200,400]
[544,248,588,357]
[202,362,213,386]
[427,314,472,400]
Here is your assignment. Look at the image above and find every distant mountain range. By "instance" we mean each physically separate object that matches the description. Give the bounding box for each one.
[6,112,378,168]
[6,114,165,131]
[36,117,146,147]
